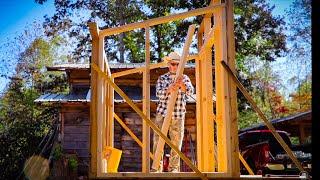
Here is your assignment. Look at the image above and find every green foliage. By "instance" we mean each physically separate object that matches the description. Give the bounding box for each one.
[238,109,259,130]
[290,137,300,145]
[68,155,78,172]
[39,0,146,63]
[0,94,57,179]
[36,0,286,64]
[0,24,68,179]
[288,75,311,112]
[53,144,63,160]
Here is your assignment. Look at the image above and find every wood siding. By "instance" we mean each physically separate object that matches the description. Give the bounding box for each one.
[60,103,197,173]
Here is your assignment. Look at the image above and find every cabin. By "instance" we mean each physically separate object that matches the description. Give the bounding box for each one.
[35,63,215,175]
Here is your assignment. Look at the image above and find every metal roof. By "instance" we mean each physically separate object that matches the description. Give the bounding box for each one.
[34,88,213,104]
[34,91,91,103]
[46,63,196,71]
[239,110,312,133]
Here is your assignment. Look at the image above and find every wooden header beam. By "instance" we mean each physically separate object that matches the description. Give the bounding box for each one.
[111,55,199,78]
[99,3,224,37]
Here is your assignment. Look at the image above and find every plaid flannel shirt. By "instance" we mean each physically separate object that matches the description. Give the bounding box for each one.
[156,72,194,119]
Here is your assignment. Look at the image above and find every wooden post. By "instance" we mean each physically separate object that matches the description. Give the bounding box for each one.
[88,22,99,177]
[104,59,110,147]
[97,35,106,175]
[225,0,240,176]
[201,17,215,171]
[107,64,114,148]
[196,24,204,171]
[213,2,232,173]
[151,24,196,170]
[110,83,114,147]
[142,26,151,172]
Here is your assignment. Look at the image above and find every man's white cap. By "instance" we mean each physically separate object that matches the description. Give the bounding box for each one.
[163,51,181,63]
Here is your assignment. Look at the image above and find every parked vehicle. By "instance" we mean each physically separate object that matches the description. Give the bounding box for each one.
[239,130,312,176]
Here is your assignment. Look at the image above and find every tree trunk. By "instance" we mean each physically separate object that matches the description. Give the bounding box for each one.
[156,26,162,63]
[119,32,125,63]
[118,0,125,63]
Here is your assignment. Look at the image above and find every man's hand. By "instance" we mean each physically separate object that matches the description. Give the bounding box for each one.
[166,83,178,95]
[176,76,186,92]
[166,76,188,95]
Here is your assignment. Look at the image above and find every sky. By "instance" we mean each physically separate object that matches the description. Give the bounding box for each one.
[0,0,55,44]
[0,0,296,93]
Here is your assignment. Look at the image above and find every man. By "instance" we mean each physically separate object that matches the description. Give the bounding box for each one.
[152,51,194,172]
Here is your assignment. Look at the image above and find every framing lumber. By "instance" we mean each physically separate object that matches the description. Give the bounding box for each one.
[88,22,99,177]
[99,3,224,37]
[151,24,196,171]
[107,78,114,147]
[197,26,215,56]
[238,153,254,175]
[104,59,110,147]
[100,172,228,178]
[111,55,198,78]
[142,26,151,173]
[114,113,154,159]
[104,50,114,148]
[214,3,232,173]
[92,63,207,180]
[225,0,240,176]
[221,61,305,172]
[97,36,105,175]
[196,23,204,171]
[202,17,215,171]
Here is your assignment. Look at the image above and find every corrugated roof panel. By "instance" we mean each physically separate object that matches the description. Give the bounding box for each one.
[133,63,142,68]
[119,64,126,68]
[126,64,134,68]
[56,94,68,101]
[35,87,212,104]
[46,63,200,71]
[46,94,59,101]
[86,89,91,101]
[34,90,90,103]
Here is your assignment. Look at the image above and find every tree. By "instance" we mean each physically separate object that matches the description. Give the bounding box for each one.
[144,0,191,62]
[285,0,311,107]
[38,0,145,63]
[288,74,311,113]
[0,77,59,179]
[238,60,290,129]
[180,0,286,64]
[0,23,68,179]
[37,0,286,64]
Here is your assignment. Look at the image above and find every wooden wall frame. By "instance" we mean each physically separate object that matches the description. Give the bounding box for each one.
[88,1,241,179]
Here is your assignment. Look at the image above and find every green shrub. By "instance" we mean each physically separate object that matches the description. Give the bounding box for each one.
[68,155,78,172]
[52,144,63,160]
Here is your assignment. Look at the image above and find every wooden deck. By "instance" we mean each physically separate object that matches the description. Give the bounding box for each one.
[92,173,306,179]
